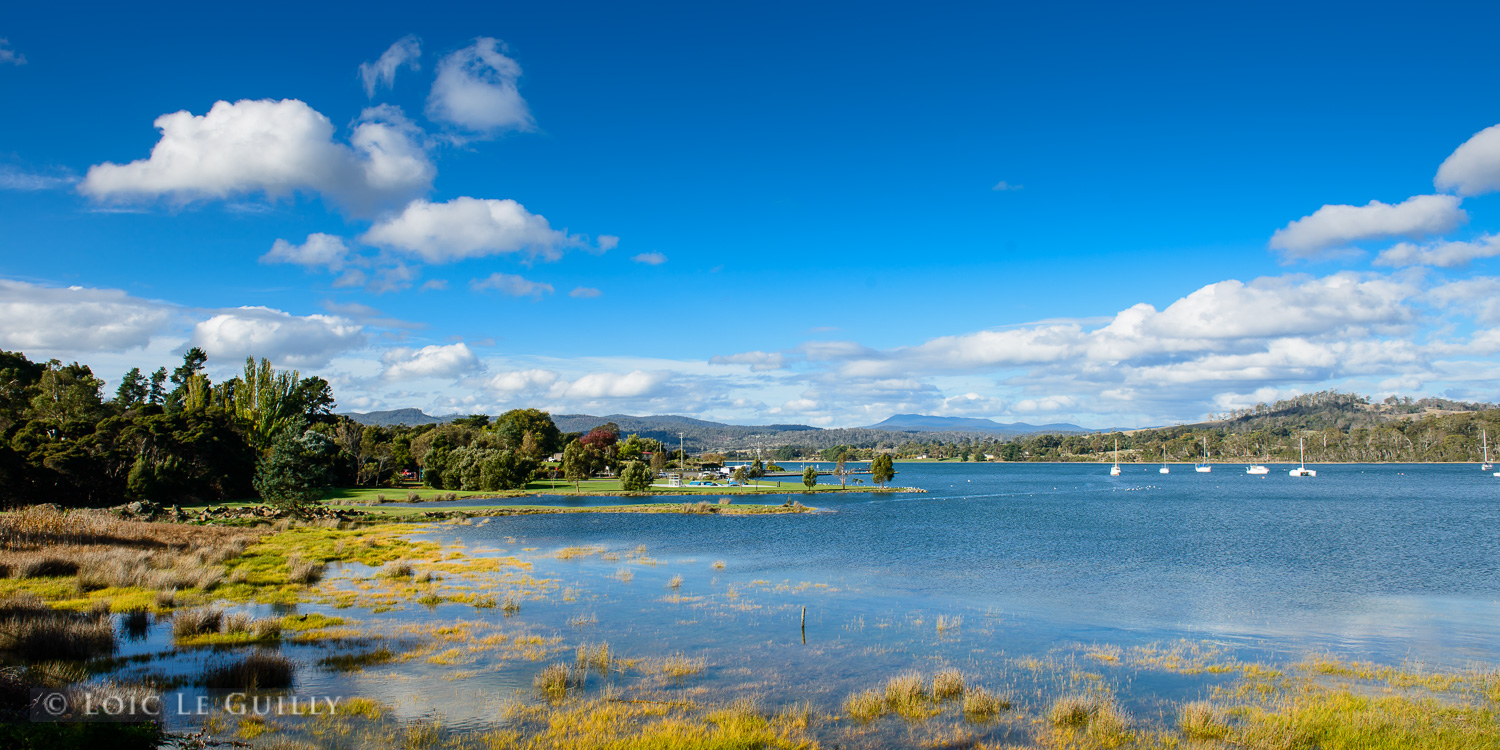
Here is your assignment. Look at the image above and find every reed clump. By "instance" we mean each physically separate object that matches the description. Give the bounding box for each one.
[377,560,415,580]
[172,607,222,639]
[963,687,1010,723]
[0,596,116,661]
[576,642,612,674]
[201,652,296,689]
[932,668,965,701]
[1179,700,1229,739]
[287,556,326,584]
[319,646,393,672]
[534,662,580,701]
[659,653,705,679]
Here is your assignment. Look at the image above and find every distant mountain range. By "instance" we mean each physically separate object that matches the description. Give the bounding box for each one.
[339,408,457,427]
[340,408,1097,449]
[865,414,1092,435]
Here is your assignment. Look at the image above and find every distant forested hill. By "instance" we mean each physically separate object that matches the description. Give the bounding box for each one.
[340,408,456,427]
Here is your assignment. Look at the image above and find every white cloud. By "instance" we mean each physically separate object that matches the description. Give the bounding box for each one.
[569,286,602,298]
[991,180,1022,191]
[552,370,669,399]
[359,35,421,98]
[190,307,365,368]
[0,279,174,352]
[632,252,667,265]
[426,37,534,136]
[79,99,433,214]
[261,233,351,270]
[470,272,553,298]
[381,342,478,380]
[363,197,590,262]
[598,235,620,252]
[0,39,24,65]
[1374,234,1500,268]
[483,368,559,394]
[1269,194,1466,259]
[1435,123,1500,197]
[708,351,786,371]
[0,166,75,191]
[1426,277,1500,326]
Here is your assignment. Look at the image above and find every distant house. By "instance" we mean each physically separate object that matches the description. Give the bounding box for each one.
[548,453,563,462]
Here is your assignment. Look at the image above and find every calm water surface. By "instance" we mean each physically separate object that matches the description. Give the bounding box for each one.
[121,462,1500,735]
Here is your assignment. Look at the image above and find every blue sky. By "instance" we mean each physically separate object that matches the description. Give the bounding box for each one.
[4,1,1500,427]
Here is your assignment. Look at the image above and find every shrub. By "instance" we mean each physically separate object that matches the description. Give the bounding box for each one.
[377,561,414,580]
[287,557,325,584]
[963,687,1009,723]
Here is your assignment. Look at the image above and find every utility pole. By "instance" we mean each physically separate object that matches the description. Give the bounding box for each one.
[679,432,686,475]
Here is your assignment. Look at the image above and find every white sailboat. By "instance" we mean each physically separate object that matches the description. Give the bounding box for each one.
[1289,438,1316,477]
[1195,437,1212,473]
[1246,456,1270,475]
[1483,430,1493,471]
[1110,438,1121,476]
[1159,446,1170,474]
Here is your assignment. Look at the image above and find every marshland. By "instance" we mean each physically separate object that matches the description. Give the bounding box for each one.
[5,461,1500,748]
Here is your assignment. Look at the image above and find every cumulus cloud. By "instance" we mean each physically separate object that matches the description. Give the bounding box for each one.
[79,99,434,214]
[826,272,1416,382]
[1435,123,1500,197]
[991,180,1022,191]
[0,279,174,352]
[553,370,670,399]
[426,37,534,136]
[1269,194,1466,259]
[1374,234,1500,268]
[362,197,593,262]
[189,306,365,368]
[261,233,351,270]
[359,35,421,98]
[569,287,602,298]
[708,351,786,371]
[380,342,478,380]
[1426,277,1500,326]
[598,235,620,252]
[632,252,667,265]
[0,39,23,65]
[483,368,559,394]
[470,272,553,298]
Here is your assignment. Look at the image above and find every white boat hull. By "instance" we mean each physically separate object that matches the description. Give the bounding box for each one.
[1289,468,1316,477]
[1246,466,1269,475]
[1195,466,1211,473]
[1159,467,1170,474]
[1110,467,1121,476]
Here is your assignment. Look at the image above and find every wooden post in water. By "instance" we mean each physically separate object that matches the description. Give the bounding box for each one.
[800,605,806,644]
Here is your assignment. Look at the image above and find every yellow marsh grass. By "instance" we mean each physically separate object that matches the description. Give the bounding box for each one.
[923,668,961,700]
[658,652,705,679]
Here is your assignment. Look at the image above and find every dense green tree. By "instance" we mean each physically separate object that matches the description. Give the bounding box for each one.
[114,368,148,408]
[292,376,337,422]
[253,422,337,515]
[748,458,765,480]
[650,449,666,475]
[451,414,491,429]
[170,347,208,388]
[802,465,818,489]
[620,461,653,492]
[482,451,537,491]
[871,454,896,487]
[28,361,105,427]
[232,358,304,450]
[562,440,589,493]
[148,368,168,405]
[0,350,45,431]
[496,409,562,455]
[422,434,455,489]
